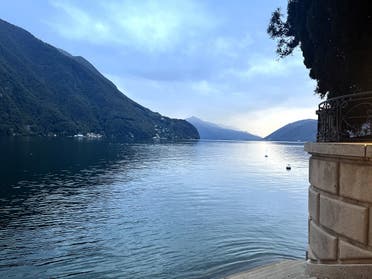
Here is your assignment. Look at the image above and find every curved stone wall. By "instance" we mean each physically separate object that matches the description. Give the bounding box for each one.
[305,142,372,279]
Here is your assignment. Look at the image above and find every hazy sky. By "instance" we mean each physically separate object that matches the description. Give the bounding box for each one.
[0,0,320,137]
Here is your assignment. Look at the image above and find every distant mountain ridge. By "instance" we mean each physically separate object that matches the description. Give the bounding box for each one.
[186,116,261,140]
[0,19,199,140]
[264,119,317,142]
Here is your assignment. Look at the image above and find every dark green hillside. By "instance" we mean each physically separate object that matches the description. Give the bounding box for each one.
[0,19,199,140]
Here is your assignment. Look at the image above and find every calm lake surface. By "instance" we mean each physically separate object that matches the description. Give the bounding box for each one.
[0,138,309,279]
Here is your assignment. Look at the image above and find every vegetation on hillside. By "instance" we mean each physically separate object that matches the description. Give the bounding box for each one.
[264,119,317,142]
[0,19,199,140]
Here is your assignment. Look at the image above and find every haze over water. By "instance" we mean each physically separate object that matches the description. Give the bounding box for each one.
[0,138,309,279]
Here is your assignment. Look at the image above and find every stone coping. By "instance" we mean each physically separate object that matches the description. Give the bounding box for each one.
[305,142,372,158]
[306,260,372,279]
[223,260,313,279]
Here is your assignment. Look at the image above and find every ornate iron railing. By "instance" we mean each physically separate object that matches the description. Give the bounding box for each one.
[317,91,372,142]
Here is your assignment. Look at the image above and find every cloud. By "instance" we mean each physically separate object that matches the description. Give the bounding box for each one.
[226,107,318,137]
[103,61,319,138]
[191,80,220,96]
[43,0,319,135]
[225,50,304,80]
[210,34,253,58]
[48,0,216,52]
[47,0,258,82]
[245,57,302,78]
[48,1,114,43]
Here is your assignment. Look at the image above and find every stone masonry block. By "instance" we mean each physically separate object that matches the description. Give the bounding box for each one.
[320,195,368,243]
[339,240,372,260]
[340,162,372,203]
[369,207,372,247]
[309,158,338,194]
[308,246,317,261]
[309,187,320,223]
[309,221,337,260]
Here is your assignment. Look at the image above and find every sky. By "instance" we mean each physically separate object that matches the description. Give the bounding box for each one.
[0,0,320,137]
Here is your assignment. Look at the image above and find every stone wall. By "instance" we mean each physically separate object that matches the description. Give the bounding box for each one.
[305,143,372,279]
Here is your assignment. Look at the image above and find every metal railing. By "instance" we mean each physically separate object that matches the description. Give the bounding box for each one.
[317,91,372,142]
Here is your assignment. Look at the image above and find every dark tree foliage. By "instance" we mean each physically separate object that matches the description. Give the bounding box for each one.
[268,0,372,98]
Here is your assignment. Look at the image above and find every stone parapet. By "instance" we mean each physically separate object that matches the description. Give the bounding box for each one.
[305,142,372,279]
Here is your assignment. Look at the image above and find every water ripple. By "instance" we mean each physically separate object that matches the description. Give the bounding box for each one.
[0,139,309,279]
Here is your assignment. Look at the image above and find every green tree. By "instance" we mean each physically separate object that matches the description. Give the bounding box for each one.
[268,0,372,98]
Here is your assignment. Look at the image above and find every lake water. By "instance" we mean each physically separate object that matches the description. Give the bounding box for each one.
[0,138,309,279]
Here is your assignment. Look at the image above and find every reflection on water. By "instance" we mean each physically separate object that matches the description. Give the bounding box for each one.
[0,138,309,279]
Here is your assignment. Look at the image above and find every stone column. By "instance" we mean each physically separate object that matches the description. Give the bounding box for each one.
[305,143,372,279]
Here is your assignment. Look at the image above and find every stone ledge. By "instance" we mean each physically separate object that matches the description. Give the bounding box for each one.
[305,142,368,158]
[225,260,313,279]
[306,260,372,279]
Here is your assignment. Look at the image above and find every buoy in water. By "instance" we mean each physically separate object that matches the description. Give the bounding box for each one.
[286,164,291,170]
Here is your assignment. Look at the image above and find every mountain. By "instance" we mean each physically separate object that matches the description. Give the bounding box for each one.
[0,19,199,140]
[186,117,261,140]
[264,119,317,142]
